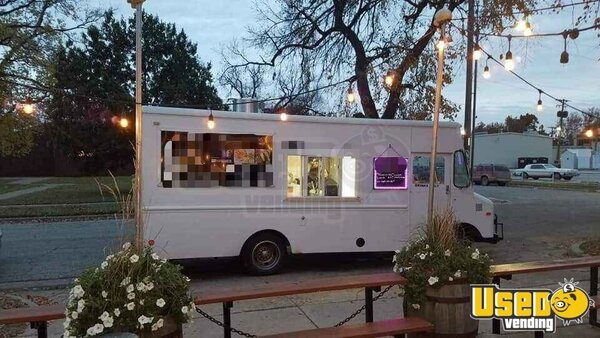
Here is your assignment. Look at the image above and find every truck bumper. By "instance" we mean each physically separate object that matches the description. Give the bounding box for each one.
[479,214,503,243]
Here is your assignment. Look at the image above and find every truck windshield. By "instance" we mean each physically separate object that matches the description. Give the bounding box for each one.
[453,150,470,188]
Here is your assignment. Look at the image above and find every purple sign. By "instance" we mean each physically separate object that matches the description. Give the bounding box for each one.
[373,157,408,190]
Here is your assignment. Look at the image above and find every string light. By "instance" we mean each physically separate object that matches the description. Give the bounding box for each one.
[119,118,129,128]
[523,20,533,36]
[280,111,288,121]
[207,111,215,129]
[20,97,35,114]
[483,56,491,79]
[536,90,543,112]
[473,45,482,60]
[560,31,570,63]
[585,129,594,138]
[515,18,527,31]
[504,35,514,71]
[384,70,395,87]
[346,86,355,103]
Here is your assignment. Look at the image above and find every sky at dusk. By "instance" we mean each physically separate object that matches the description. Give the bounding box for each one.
[101,0,600,129]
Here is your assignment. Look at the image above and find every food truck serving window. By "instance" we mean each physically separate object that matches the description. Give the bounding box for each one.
[161,131,273,188]
[287,155,356,198]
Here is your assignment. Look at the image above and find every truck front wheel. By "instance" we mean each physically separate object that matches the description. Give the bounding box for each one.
[242,233,288,275]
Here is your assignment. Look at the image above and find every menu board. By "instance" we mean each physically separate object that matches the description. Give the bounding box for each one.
[373,156,408,190]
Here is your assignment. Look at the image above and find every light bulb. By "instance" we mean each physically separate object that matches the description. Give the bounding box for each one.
[22,103,34,115]
[207,113,215,129]
[586,129,594,138]
[280,112,288,121]
[347,88,355,103]
[515,19,527,31]
[436,40,446,50]
[483,66,491,79]
[460,128,466,136]
[473,48,482,60]
[119,118,129,128]
[384,71,395,87]
[504,51,514,71]
[536,100,543,112]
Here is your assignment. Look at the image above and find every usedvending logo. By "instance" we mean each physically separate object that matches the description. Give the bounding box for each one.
[471,279,594,332]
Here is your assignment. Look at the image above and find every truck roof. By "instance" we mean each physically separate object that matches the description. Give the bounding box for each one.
[143,106,460,129]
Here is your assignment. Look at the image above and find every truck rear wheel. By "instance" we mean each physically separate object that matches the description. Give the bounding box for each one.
[480,176,489,186]
[553,173,561,180]
[523,173,529,179]
[242,233,287,275]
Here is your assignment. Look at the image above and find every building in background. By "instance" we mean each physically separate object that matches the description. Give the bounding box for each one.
[473,131,553,169]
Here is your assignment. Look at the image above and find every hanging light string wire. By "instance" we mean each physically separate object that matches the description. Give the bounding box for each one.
[478,22,600,39]
[449,0,600,21]
[476,44,597,119]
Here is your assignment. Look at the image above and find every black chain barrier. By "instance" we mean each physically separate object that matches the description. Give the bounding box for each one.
[195,284,395,337]
[195,307,257,338]
[333,284,395,327]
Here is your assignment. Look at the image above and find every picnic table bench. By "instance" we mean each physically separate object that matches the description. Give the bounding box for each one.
[194,272,433,338]
[490,255,600,337]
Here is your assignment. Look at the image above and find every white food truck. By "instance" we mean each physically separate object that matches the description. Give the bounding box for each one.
[142,106,502,274]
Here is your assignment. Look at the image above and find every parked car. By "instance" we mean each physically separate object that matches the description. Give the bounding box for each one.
[472,164,511,186]
[513,163,579,180]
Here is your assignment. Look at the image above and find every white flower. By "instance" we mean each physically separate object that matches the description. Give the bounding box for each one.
[393,264,400,273]
[395,249,401,254]
[392,255,396,263]
[106,254,114,260]
[454,270,462,278]
[101,291,108,298]
[146,282,154,290]
[120,277,130,286]
[93,323,104,335]
[71,311,79,319]
[103,316,113,328]
[449,277,454,281]
[123,242,131,250]
[130,254,139,263]
[87,327,96,336]
[113,308,121,317]
[139,300,144,305]
[72,285,85,299]
[471,250,480,260]
[184,276,191,282]
[156,318,164,328]
[63,318,71,329]
[444,249,451,257]
[101,261,108,269]
[77,299,85,312]
[126,284,134,293]
[428,276,439,285]
[161,258,167,264]
[412,303,421,310]
[138,315,153,325]
[127,292,135,300]
[419,253,427,260]
[152,323,159,331]
[425,244,430,249]
[151,253,160,260]
[156,298,166,308]
[99,311,110,321]
[181,306,189,314]
[137,282,146,292]
[126,302,135,311]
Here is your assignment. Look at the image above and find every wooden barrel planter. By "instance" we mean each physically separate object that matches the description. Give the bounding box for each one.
[407,281,478,338]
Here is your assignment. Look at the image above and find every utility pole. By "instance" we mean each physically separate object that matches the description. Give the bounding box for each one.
[128,0,145,249]
[463,0,475,152]
[556,99,568,167]
[427,8,452,223]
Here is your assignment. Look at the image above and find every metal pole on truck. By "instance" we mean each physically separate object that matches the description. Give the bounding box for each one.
[427,8,452,223]
[128,0,145,249]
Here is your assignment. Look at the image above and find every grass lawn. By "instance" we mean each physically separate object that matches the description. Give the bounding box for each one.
[509,180,600,193]
[0,176,133,218]
[0,176,133,206]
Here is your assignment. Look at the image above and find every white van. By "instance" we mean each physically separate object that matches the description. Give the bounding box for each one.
[142,107,502,274]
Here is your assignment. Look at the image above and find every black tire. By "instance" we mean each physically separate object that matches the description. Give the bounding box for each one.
[523,172,529,180]
[564,177,572,181]
[481,176,489,186]
[553,173,561,180]
[498,182,507,186]
[533,177,539,180]
[242,233,287,275]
